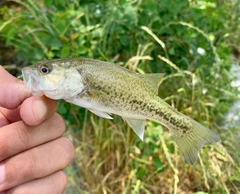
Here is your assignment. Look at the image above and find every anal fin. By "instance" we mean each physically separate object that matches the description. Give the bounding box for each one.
[122,117,146,140]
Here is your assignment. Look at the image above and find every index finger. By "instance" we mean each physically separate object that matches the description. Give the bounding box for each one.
[0,66,31,109]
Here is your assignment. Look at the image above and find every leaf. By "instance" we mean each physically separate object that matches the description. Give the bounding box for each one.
[120,34,128,46]
[44,0,53,7]
[52,17,67,32]
[77,45,88,54]
[61,45,70,58]
[49,37,62,49]
[153,157,165,173]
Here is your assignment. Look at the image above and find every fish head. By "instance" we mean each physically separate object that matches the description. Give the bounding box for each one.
[22,59,84,100]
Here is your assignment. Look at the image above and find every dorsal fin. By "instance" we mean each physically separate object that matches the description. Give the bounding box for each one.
[138,73,165,94]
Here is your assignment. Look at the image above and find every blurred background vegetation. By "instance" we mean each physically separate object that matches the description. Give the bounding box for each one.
[1,0,240,193]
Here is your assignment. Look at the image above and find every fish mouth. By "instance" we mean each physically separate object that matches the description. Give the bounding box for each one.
[22,67,44,96]
[22,67,67,99]
[22,68,33,91]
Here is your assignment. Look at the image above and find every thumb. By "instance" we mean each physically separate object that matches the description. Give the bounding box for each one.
[20,96,57,126]
[0,66,31,109]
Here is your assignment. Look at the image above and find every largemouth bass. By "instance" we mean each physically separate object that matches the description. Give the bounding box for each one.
[22,58,220,165]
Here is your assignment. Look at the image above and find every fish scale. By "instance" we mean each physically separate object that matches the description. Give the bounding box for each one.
[22,58,220,165]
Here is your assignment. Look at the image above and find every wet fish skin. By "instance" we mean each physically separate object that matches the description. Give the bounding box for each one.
[22,58,221,165]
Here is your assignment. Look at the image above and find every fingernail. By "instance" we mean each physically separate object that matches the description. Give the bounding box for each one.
[0,163,5,185]
[34,100,48,122]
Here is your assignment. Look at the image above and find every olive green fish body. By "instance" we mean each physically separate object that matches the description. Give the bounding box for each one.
[22,58,220,165]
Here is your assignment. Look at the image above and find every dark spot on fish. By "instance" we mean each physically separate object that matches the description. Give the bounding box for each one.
[157,110,164,117]
[168,116,191,131]
[95,86,102,90]
[118,93,123,99]
[163,114,169,121]
[131,99,137,104]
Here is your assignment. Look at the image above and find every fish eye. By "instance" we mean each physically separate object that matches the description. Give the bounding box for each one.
[39,65,50,74]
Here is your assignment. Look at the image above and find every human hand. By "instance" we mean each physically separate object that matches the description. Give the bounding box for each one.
[0,66,74,193]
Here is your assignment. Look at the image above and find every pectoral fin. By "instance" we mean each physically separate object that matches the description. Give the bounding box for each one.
[122,117,146,140]
[88,109,113,119]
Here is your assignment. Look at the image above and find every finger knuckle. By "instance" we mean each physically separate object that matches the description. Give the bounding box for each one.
[23,154,38,179]
[0,123,30,161]
[0,135,10,160]
[15,124,30,149]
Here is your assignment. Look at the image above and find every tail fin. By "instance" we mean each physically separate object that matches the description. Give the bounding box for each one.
[173,118,221,165]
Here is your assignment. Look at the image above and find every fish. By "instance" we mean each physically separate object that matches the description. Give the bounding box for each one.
[22,58,221,165]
